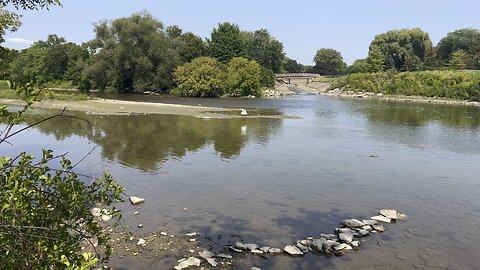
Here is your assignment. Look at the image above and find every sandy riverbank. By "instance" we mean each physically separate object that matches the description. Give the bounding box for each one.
[0,98,300,119]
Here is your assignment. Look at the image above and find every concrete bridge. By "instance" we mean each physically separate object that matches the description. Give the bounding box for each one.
[276,73,321,84]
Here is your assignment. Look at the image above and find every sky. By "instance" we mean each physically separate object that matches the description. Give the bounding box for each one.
[3,0,480,65]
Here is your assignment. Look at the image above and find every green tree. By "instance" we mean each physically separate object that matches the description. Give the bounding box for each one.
[369,28,434,71]
[259,66,275,88]
[245,29,285,73]
[166,25,182,39]
[436,28,480,69]
[225,57,261,96]
[0,7,21,43]
[208,22,246,63]
[1,0,60,9]
[446,49,468,70]
[178,32,207,63]
[313,48,346,75]
[365,47,384,72]
[172,56,225,97]
[0,46,17,82]
[81,11,181,92]
[282,57,305,73]
[346,59,367,74]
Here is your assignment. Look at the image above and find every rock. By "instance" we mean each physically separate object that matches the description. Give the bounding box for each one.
[188,238,196,242]
[296,243,309,253]
[216,254,232,259]
[377,93,383,97]
[337,228,353,233]
[228,246,243,253]
[206,258,218,267]
[397,213,408,220]
[244,244,258,251]
[321,234,336,240]
[351,241,360,248]
[234,242,248,251]
[341,219,365,228]
[251,268,261,270]
[362,220,377,225]
[251,250,264,254]
[160,232,168,236]
[101,214,112,222]
[185,232,198,237]
[326,240,340,250]
[199,250,215,259]
[129,196,145,205]
[333,243,352,251]
[362,225,372,231]
[136,238,146,246]
[138,224,143,228]
[298,239,312,246]
[284,245,303,255]
[134,211,139,215]
[174,257,201,270]
[338,232,354,243]
[259,246,270,252]
[358,229,369,237]
[373,224,385,232]
[268,248,282,254]
[90,207,102,217]
[380,209,397,219]
[311,238,327,252]
[371,215,391,223]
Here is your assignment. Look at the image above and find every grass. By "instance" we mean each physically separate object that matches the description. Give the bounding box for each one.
[331,70,480,101]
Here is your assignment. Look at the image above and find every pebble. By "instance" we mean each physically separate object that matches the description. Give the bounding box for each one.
[136,238,146,246]
[160,232,168,236]
[185,232,198,237]
[138,224,143,228]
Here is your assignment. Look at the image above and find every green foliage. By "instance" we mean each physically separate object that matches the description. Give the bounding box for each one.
[178,32,207,63]
[369,28,434,71]
[0,7,21,43]
[208,22,246,63]
[172,56,225,97]
[1,0,61,10]
[436,28,480,69]
[365,47,384,72]
[225,57,261,97]
[446,50,468,70]
[282,57,305,73]
[245,29,284,73]
[346,59,368,74]
[331,70,480,101]
[81,11,181,93]
[313,48,346,75]
[259,67,275,88]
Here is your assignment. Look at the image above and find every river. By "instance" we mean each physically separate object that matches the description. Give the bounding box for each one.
[4,94,480,269]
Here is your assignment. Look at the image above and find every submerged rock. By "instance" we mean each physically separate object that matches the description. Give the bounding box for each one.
[338,232,354,243]
[234,242,248,251]
[244,244,258,251]
[311,238,327,252]
[216,254,232,259]
[228,246,243,253]
[174,257,201,270]
[296,242,309,253]
[284,245,303,255]
[129,196,145,205]
[268,248,282,254]
[373,224,385,232]
[362,220,377,225]
[333,243,352,251]
[199,250,215,259]
[259,246,271,252]
[206,258,218,267]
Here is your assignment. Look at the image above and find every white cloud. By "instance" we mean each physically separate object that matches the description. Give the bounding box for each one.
[5,37,34,45]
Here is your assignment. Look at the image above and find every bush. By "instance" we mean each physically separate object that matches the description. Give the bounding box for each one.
[225,57,261,96]
[172,57,225,97]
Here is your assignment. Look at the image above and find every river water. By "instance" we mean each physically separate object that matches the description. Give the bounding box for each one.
[4,95,480,269]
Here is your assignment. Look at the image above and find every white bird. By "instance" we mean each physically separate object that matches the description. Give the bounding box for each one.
[240,109,248,116]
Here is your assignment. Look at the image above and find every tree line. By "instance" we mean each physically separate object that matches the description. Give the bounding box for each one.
[313,28,480,75]
[1,11,295,97]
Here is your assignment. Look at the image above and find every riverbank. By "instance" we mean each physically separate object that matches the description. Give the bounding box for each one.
[0,98,300,119]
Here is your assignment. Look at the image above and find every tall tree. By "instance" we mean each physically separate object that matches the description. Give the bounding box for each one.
[282,57,305,73]
[313,48,346,75]
[369,28,434,71]
[436,28,480,69]
[245,28,285,73]
[446,49,468,70]
[178,32,207,62]
[208,22,246,63]
[225,57,261,96]
[82,11,181,92]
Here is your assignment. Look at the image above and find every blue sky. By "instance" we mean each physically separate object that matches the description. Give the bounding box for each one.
[3,0,480,65]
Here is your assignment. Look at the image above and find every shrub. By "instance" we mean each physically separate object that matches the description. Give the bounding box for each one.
[172,57,225,97]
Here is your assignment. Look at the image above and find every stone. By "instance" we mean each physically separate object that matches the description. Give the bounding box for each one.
[298,239,312,246]
[284,245,303,255]
[311,238,327,252]
[206,258,218,267]
[251,268,261,270]
[199,250,215,259]
[326,240,340,250]
[129,196,145,205]
[380,209,397,219]
[338,232,354,243]
[234,242,248,251]
[373,224,385,232]
[362,225,372,231]
[90,207,102,217]
[136,238,146,246]
[138,224,143,228]
[101,214,112,222]
[185,232,198,237]
[321,234,336,240]
[160,232,168,236]
[371,215,391,223]
[251,250,264,254]
[216,254,232,259]
[341,219,365,228]
[358,230,369,237]
[174,257,201,270]
[333,243,352,251]
[268,248,282,254]
[188,239,196,242]
[351,241,360,248]
[259,246,270,252]
[296,243,309,253]
[244,244,258,251]
[228,246,243,253]
[134,211,139,215]
[337,228,353,233]
[362,220,377,225]
[397,213,408,220]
